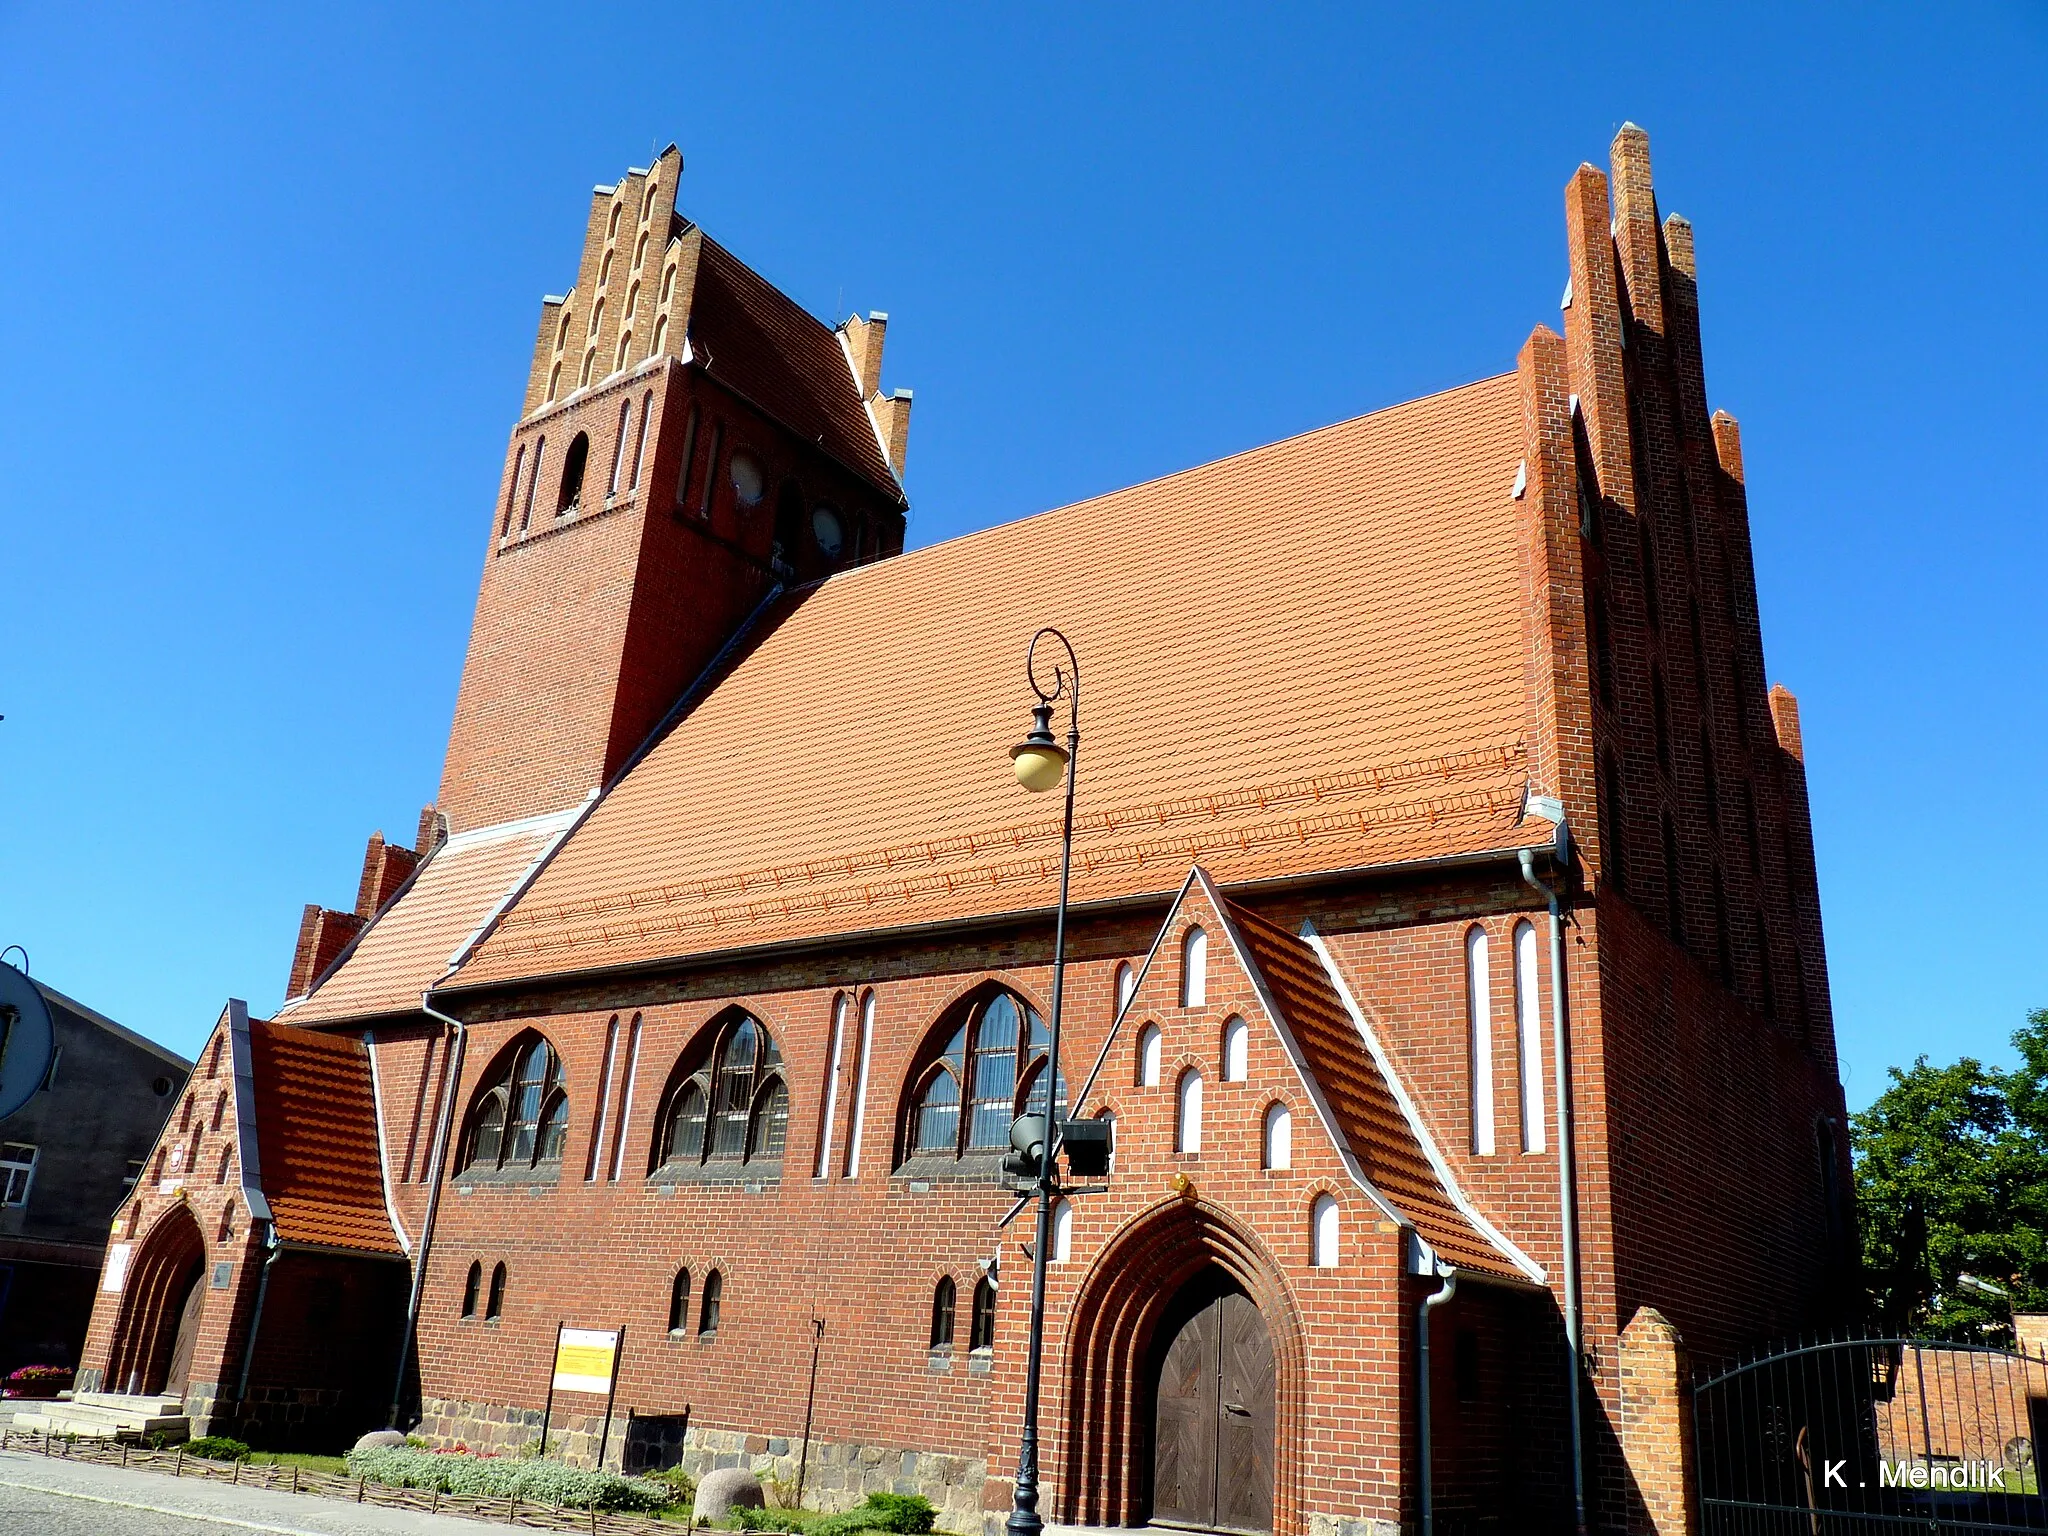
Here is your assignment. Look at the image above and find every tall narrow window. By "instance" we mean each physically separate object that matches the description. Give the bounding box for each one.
[1514,921,1545,1152]
[1757,915,1778,1020]
[906,992,1064,1161]
[1663,814,1685,944]
[215,1146,231,1184]
[1591,587,1617,710]
[212,1091,227,1131]
[607,1013,642,1182]
[521,438,546,532]
[1602,752,1628,896]
[844,993,875,1177]
[1176,1069,1203,1154]
[1466,925,1495,1156]
[1639,517,1662,633]
[668,1269,692,1333]
[1688,595,1708,697]
[1739,782,1761,875]
[930,1277,956,1349]
[1137,1024,1162,1088]
[698,1270,722,1336]
[1263,1102,1292,1170]
[461,1261,481,1318]
[460,1036,569,1173]
[1712,866,1733,985]
[556,433,589,514]
[1222,1016,1249,1082]
[1181,926,1208,1007]
[584,1016,620,1182]
[486,1262,507,1320]
[1113,961,1135,1016]
[1311,1194,1340,1268]
[1701,732,1721,829]
[503,444,526,536]
[1652,665,1672,772]
[630,391,652,489]
[609,399,632,495]
[1051,1199,1074,1264]
[675,405,699,507]
[699,421,723,516]
[970,1278,996,1351]
[816,994,847,1179]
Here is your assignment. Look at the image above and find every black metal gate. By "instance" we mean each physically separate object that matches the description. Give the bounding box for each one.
[1694,1336,2048,1534]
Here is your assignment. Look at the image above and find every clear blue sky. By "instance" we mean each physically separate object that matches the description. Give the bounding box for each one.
[1,5,2042,1107]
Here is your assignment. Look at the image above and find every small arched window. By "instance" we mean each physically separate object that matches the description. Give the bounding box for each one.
[1263,1102,1292,1170]
[179,1096,192,1133]
[1114,962,1136,1015]
[217,1203,236,1242]
[1176,1069,1203,1154]
[207,1037,224,1079]
[650,314,667,354]
[597,250,615,294]
[698,1270,722,1336]
[930,1277,956,1350]
[546,360,562,402]
[579,346,597,388]
[521,438,546,531]
[652,1012,787,1172]
[461,1261,482,1318]
[970,1277,996,1351]
[502,443,526,536]
[212,1091,227,1131]
[215,1147,232,1185]
[1311,1194,1340,1268]
[1466,926,1495,1156]
[1181,926,1209,1007]
[609,399,632,494]
[460,1036,569,1174]
[634,229,649,266]
[641,182,658,221]
[614,330,632,373]
[630,392,652,489]
[1513,921,1545,1153]
[1222,1016,1248,1082]
[607,201,623,238]
[906,991,1065,1161]
[1052,1199,1074,1264]
[1136,1024,1162,1088]
[668,1268,692,1333]
[558,432,590,514]
[486,1261,507,1320]
[588,295,606,338]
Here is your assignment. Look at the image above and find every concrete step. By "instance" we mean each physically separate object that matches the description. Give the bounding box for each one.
[73,1392,184,1416]
[10,1403,189,1440]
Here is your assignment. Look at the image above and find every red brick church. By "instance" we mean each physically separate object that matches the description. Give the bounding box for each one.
[78,126,1853,1535]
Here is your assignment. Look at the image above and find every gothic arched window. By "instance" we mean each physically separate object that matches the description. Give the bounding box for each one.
[904,990,1066,1163]
[459,1036,569,1174]
[651,1012,787,1174]
[970,1277,997,1351]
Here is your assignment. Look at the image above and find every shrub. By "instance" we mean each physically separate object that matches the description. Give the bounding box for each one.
[646,1465,697,1505]
[346,1445,676,1511]
[185,1436,252,1463]
[733,1493,939,1536]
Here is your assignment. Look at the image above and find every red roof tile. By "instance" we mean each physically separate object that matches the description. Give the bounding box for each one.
[247,1018,400,1255]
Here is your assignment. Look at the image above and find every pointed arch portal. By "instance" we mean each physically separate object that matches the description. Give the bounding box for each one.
[105,1203,208,1398]
[1059,1199,1300,1536]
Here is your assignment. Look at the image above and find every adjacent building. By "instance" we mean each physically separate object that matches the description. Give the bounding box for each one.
[80,126,1853,1534]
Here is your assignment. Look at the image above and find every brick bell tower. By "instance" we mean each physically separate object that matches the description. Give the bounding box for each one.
[437,144,913,834]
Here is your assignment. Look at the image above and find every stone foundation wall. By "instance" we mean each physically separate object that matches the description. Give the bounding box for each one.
[415,1397,985,1533]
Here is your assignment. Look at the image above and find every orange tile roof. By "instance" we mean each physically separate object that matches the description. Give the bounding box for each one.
[281,810,576,1025]
[246,1018,400,1254]
[1222,894,1528,1281]
[452,374,1540,991]
[689,234,903,502]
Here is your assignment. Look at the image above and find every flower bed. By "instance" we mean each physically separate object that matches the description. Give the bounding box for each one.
[0,1364,74,1400]
[346,1445,677,1512]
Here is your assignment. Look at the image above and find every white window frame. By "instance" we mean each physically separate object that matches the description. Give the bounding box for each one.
[1466,925,1496,1156]
[0,1143,37,1207]
[1514,920,1546,1152]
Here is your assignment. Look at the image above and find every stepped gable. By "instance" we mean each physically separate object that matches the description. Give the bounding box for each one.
[688,232,903,501]
[448,372,1546,991]
[1221,894,1527,1281]
[280,810,575,1026]
[245,1017,399,1254]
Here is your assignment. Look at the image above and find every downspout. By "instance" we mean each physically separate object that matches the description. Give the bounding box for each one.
[1417,1257,1457,1536]
[386,991,467,1428]
[235,1221,283,1415]
[1521,843,1587,1536]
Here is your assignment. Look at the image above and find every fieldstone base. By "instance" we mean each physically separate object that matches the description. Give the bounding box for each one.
[414,1396,986,1532]
[1306,1515,1402,1536]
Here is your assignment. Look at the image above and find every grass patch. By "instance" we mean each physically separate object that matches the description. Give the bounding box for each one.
[247,1450,350,1475]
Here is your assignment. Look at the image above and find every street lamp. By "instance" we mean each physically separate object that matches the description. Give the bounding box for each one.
[1004,627,1080,1536]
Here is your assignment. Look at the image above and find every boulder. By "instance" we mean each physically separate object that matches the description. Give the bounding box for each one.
[696,1466,766,1521]
[353,1429,408,1452]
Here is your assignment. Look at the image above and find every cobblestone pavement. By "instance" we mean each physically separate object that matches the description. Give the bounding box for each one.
[0,1449,488,1534]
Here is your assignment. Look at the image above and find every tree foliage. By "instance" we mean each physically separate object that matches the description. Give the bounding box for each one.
[1851,1008,2048,1341]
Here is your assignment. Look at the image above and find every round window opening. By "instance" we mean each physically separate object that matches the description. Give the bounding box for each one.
[812,505,844,558]
[153,1076,174,1097]
[728,452,765,507]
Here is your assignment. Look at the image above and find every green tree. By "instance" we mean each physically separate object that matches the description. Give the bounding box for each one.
[1850,1008,2048,1341]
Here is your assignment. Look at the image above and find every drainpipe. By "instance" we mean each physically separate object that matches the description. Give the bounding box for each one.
[235,1222,283,1420]
[386,991,467,1428]
[1520,843,1587,1536]
[1417,1257,1458,1536]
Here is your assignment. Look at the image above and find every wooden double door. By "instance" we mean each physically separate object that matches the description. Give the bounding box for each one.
[1151,1284,1275,1534]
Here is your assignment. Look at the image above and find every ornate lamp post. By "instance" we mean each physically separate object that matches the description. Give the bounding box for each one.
[1003,628,1080,1536]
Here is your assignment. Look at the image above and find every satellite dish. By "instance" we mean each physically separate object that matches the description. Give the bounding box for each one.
[0,964,57,1122]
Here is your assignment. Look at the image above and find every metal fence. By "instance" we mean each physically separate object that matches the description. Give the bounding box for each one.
[1695,1335,2048,1534]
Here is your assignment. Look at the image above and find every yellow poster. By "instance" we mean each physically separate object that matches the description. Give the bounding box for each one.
[552,1327,620,1394]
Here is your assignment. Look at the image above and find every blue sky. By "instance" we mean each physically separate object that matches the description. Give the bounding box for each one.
[0,5,2042,1107]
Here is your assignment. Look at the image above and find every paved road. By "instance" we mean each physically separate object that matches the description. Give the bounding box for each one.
[0,1449,486,1534]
